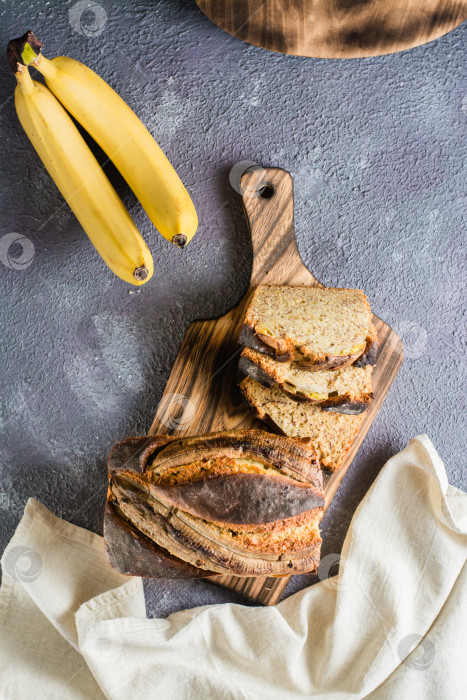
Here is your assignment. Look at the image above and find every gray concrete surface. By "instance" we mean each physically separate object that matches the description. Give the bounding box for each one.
[0,0,465,617]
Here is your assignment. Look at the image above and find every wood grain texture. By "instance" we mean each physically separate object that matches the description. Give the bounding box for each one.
[196,0,467,58]
[148,166,403,605]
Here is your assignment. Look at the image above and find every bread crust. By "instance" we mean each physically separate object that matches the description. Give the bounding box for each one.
[104,500,215,578]
[320,401,371,415]
[150,429,322,488]
[354,333,378,367]
[107,435,177,475]
[146,472,325,525]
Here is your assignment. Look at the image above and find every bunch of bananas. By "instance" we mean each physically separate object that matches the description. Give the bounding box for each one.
[6,31,198,285]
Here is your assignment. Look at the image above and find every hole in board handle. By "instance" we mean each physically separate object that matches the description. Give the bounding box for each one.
[258,184,275,199]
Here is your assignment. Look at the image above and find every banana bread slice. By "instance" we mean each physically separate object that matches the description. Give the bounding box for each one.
[239,377,365,472]
[239,285,378,368]
[239,347,373,413]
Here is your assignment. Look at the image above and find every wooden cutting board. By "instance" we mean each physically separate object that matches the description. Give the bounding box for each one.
[196,0,467,58]
[146,166,403,605]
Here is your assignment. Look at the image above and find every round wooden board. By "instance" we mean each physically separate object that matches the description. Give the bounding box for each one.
[196,0,467,58]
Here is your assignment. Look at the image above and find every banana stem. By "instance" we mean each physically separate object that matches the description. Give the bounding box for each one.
[7,30,43,74]
[28,53,56,79]
[15,65,35,94]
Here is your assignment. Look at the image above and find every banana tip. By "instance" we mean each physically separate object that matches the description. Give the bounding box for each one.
[133,266,149,282]
[172,234,187,248]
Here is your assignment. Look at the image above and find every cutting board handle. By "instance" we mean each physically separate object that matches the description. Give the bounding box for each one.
[240,166,317,287]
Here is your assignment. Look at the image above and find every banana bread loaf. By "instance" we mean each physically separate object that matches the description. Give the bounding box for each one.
[105,430,325,577]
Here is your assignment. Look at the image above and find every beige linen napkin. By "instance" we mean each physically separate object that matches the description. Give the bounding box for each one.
[1,435,466,699]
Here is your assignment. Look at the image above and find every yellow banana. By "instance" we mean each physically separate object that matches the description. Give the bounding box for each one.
[10,65,153,285]
[21,32,198,247]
